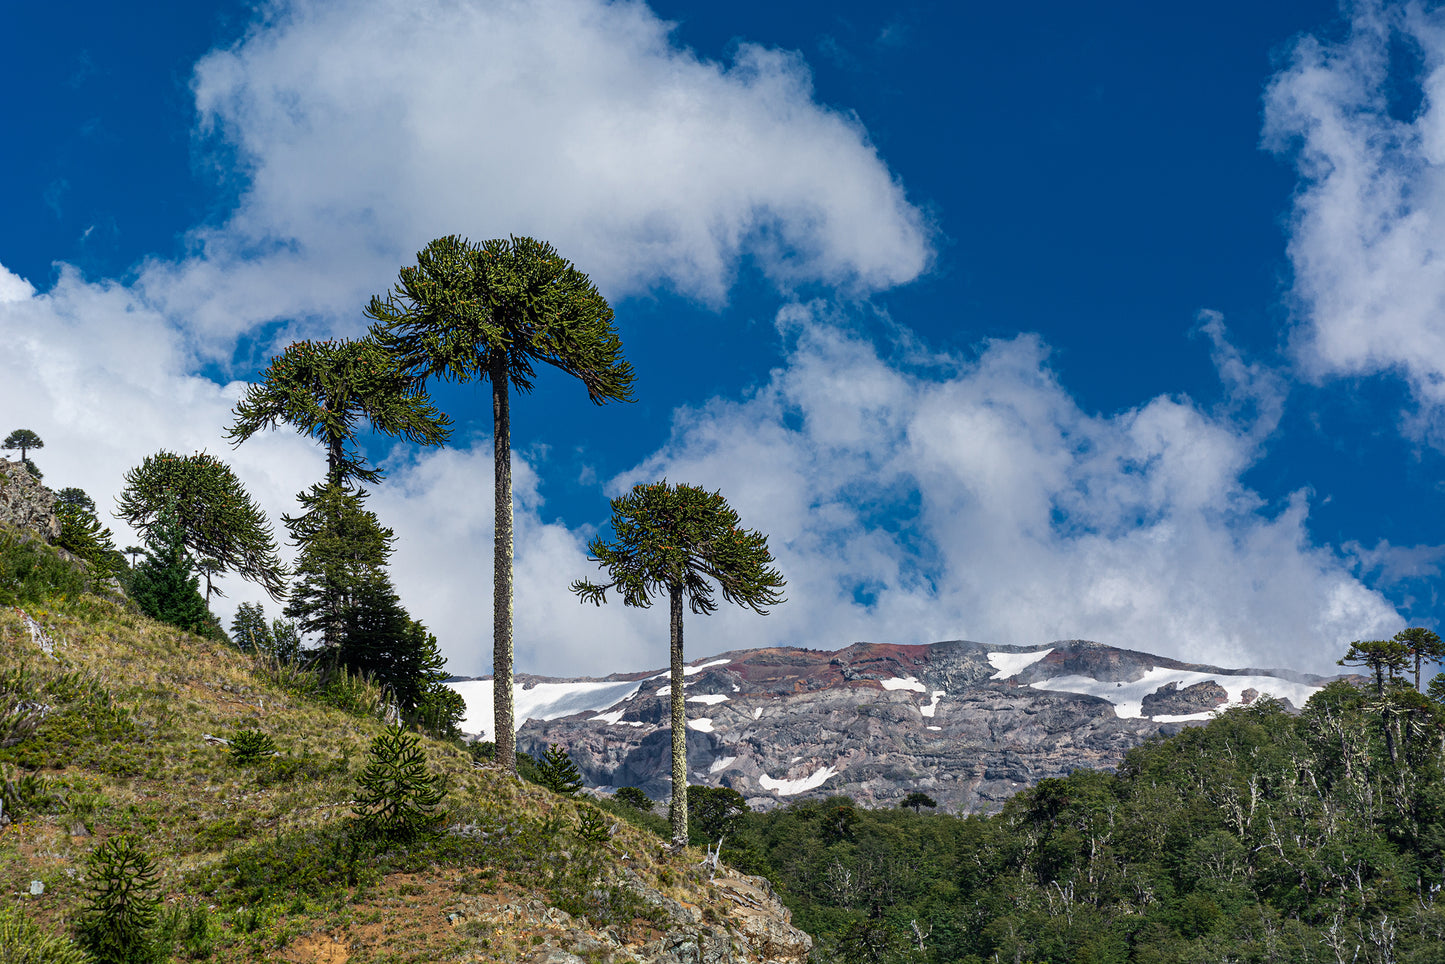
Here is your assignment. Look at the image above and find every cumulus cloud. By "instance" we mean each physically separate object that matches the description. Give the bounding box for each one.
[609,304,1401,675]
[0,263,323,604]
[1266,0,1445,432]
[139,0,931,351]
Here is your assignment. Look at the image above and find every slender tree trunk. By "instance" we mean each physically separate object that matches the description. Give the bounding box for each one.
[492,354,516,775]
[327,436,344,488]
[670,584,688,850]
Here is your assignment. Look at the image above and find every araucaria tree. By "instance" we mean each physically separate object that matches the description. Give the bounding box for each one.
[115,451,286,600]
[129,502,216,638]
[226,336,451,489]
[572,481,784,849]
[1340,638,1413,764]
[1394,627,1445,692]
[2,429,42,463]
[368,234,635,775]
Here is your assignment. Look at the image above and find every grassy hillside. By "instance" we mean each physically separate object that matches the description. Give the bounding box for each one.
[0,530,805,963]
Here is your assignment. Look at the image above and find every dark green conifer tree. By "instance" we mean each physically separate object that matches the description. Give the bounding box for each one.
[115,451,285,599]
[230,602,272,654]
[901,790,938,813]
[336,572,451,714]
[128,504,215,638]
[353,724,448,842]
[2,429,43,464]
[283,485,394,652]
[73,835,162,964]
[535,744,585,796]
[55,491,122,580]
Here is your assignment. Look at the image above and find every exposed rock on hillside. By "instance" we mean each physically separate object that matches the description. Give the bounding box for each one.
[452,639,1342,814]
[0,457,57,541]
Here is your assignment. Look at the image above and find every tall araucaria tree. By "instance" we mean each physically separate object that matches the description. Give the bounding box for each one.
[1340,638,1413,765]
[1393,627,1445,692]
[2,429,43,462]
[367,234,636,775]
[115,451,287,600]
[225,336,451,489]
[572,481,784,849]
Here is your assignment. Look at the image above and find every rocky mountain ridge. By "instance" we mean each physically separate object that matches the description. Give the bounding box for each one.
[449,639,1344,813]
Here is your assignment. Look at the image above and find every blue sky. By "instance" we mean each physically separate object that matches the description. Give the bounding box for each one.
[2,0,1440,678]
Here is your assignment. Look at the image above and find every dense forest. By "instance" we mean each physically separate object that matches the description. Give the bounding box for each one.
[706,679,1445,963]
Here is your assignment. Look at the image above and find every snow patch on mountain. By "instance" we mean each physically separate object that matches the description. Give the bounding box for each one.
[449,678,643,741]
[1029,667,1322,720]
[988,649,1053,680]
[879,675,927,692]
[760,765,839,796]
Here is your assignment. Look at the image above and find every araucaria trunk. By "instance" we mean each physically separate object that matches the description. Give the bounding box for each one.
[492,355,516,774]
[669,585,687,850]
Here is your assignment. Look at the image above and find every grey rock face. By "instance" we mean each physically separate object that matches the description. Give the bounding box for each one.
[1141,679,1228,716]
[0,458,57,542]
[504,639,1341,814]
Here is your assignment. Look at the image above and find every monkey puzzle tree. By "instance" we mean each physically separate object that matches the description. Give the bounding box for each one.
[1340,638,1413,765]
[572,481,784,849]
[226,336,451,489]
[115,451,286,599]
[367,234,635,775]
[1340,639,1411,697]
[1393,627,1445,692]
[2,429,42,463]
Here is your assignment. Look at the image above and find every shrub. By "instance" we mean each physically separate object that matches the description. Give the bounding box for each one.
[535,743,584,796]
[575,805,613,843]
[203,820,376,906]
[0,906,91,964]
[352,724,447,842]
[227,727,276,765]
[0,531,89,606]
[614,786,652,812]
[74,835,163,964]
[687,785,749,843]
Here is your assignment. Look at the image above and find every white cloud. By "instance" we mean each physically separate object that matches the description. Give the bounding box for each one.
[0,264,35,303]
[1265,1,1445,432]
[138,0,931,353]
[611,304,1401,675]
[0,265,323,607]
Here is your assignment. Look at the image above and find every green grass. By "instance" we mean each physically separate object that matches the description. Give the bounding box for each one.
[0,524,725,962]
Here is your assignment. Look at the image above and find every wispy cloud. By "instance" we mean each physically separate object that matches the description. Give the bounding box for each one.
[1266,0,1445,439]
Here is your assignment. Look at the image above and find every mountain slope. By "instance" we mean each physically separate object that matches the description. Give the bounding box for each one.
[451,639,1340,811]
[0,531,810,963]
